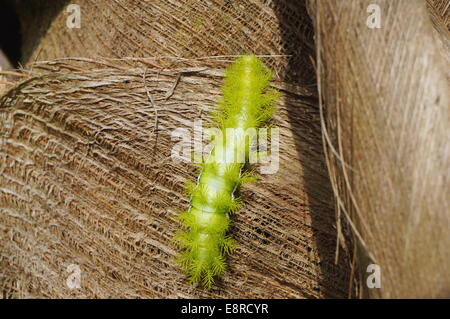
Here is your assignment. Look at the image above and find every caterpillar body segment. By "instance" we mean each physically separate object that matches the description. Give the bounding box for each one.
[174,56,280,289]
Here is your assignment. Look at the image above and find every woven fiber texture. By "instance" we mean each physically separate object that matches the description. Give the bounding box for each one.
[308,0,450,298]
[0,0,353,298]
[3,0,448,299]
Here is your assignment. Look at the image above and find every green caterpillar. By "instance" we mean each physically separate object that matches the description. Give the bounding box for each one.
[174,55,281,289]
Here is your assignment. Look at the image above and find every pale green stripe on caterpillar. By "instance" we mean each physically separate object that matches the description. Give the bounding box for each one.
[173,55,281,289]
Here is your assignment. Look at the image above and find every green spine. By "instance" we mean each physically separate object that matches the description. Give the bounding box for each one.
[174,55,281,289]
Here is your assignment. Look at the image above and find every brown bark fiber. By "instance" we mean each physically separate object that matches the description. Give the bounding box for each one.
[309,0,450,298]
[0,0,352,298]
[1,0,449,299]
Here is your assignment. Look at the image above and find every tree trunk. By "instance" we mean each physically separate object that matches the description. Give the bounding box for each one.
[0,0,352,298]
[1,0,448,299]
[308,0,450,298]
